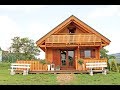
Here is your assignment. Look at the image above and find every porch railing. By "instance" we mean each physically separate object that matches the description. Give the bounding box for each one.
[45,34,101,44]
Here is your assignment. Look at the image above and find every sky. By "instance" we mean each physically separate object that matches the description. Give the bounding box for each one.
[0,5,120,59]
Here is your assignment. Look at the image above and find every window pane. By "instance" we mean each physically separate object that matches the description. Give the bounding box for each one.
[68,51,74,66]
[85,50,91,58]
[61,51,66,66]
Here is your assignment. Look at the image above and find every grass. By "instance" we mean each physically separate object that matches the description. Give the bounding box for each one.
[1,62,120,85]
[0,62,57,85]
[71,72,120,85]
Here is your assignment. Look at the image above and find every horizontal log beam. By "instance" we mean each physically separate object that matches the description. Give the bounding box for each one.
[39,44,103,48]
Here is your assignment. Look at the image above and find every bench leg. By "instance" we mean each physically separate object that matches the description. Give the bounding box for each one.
[23,70,27,75]
[23,70,29,75]
[102,67,106,75]
[90,71,93,76]
[10,69,15,75]
[26,70,29,75]
[90,68,93,76]
[102,70,107,75]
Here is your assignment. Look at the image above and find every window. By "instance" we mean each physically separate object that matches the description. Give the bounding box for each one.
[67,22,76,33]
[69,29,75,33]
[80,50,84,58]
[84,50,91,58]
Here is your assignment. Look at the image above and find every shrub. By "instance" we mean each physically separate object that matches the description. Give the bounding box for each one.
[118,66,120,73]
[107,61,110,70]
[40,60,46,65]
[110,59,118,72]
[56,65,60,70]
[78,59,83,65]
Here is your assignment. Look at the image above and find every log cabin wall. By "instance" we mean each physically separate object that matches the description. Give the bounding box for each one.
[59,28,68,33]
[46,48,53,63]
[46,48,61,66]
[52,49,61,66]
[95,47,100,59]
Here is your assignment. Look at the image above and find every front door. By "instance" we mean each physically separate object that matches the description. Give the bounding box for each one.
[60,50,75,70]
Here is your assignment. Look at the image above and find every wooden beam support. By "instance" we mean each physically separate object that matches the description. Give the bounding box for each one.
[45,41,47,60]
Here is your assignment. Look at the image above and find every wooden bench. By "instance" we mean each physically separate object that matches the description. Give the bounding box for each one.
[86,62,107,76]
[9,63,31,75]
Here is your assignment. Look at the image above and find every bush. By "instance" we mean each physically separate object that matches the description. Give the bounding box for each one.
[78,59,83,65]
[118,66,120,73]
[40,60,46,65]
[107,61,110,70]
[56,65,60,70]
[110,59,118,72]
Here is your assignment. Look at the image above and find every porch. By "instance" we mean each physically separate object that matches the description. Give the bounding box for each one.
[76,58,108,71]
[14,59,107,74]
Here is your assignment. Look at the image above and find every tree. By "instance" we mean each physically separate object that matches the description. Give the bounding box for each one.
[110,60,118,72]
[108,55,116,59]
[100,48,116,59]
[0,47,2,51]
[10,37,21,59]
[100,48,109,59]
[100,48,116,71]
[9,37,40,60]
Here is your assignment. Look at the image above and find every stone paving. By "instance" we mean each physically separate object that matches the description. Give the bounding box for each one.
[56,74,75,85]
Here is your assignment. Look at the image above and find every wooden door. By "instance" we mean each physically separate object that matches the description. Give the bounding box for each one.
[60,50,75,70]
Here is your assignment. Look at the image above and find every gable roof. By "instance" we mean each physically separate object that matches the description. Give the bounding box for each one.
[36,15,111,46]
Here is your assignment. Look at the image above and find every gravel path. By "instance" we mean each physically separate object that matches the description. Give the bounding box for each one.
[56,74,75,85]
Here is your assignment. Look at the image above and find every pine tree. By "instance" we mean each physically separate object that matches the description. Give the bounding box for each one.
[110,60,118,72]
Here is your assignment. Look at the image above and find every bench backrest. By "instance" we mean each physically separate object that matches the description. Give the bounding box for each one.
[11,63,31,69]
[86,62,107,68]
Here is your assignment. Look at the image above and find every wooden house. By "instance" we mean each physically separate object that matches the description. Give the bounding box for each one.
[36,15,111,71]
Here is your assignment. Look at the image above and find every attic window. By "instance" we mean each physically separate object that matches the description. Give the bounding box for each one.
[67,22,76,33]
[69,29,75,33]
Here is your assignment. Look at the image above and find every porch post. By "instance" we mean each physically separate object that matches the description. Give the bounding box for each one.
[45,41,47,60]
[98,46,101,59]
[76,45,80,70]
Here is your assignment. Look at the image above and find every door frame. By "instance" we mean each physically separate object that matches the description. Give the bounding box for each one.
[60,50,75,69]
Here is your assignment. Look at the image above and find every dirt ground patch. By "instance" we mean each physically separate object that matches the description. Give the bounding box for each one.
[56,74,75,85]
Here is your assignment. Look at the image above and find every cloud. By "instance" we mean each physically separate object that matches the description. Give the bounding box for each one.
[103,31,120,54]
[88,5,120,19]
[25,23,51,59]
[0,16,19,33]
[24,22,51,41]
[0,5,47,13]
[0,16,21,51]
[0,14,50,59]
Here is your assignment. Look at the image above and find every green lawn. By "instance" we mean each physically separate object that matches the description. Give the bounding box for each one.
[72,72,120,85]
[1,62,120,85]
[0,62,57,85]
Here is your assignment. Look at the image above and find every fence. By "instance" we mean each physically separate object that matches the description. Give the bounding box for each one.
[16,60,48,71]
